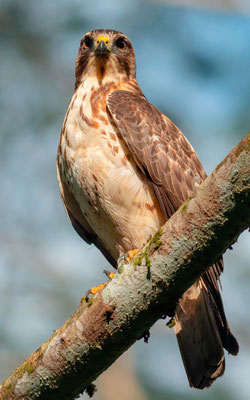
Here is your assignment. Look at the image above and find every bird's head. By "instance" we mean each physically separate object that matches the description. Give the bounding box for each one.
[75,29,136,88]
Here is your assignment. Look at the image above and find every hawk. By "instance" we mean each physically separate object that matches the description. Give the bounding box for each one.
[57,29,238,389]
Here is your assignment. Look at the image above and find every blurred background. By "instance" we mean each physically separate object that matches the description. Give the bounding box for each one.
[0,0,249,399]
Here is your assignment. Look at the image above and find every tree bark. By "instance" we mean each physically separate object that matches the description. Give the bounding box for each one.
[0,133,249,400]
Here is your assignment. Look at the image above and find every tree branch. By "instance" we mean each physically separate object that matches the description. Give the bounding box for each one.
[1,133,249,400]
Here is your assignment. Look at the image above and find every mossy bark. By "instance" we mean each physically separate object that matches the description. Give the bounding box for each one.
[0,133,249,400]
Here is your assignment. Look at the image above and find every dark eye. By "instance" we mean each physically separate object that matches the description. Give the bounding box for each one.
[116,37,126,49]
[82,36,92,49]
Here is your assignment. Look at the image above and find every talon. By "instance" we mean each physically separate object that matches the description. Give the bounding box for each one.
[124,249,140,264]
[103,270,115,280]
[85,270,116,301]
[117,249,140,267]
[86,282,107,301]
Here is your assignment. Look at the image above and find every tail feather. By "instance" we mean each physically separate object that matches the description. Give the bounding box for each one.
[202,270,239,357]
[174,278,238,389]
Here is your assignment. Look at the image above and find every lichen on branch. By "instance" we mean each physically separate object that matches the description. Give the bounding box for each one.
[0,133,249,400]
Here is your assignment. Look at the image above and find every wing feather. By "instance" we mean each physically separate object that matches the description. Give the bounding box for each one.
[107,90,205,215]
[107,89,238,364]
[107,90,206,215]
[57,171,116,268]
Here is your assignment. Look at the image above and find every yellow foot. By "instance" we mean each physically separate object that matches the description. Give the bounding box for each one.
[86,283,107,299]
[118,249,140,265]
[86,270,115,300]
[103,270,115,280]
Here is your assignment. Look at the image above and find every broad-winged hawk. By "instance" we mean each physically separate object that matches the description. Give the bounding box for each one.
[57,29,238,389]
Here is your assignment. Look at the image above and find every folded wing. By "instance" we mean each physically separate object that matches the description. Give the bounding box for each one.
[107,89,239,388]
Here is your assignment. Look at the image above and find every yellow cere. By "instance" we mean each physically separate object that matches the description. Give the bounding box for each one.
[97,35,109,45]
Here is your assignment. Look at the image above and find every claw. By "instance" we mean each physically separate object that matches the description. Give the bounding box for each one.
[103,270,115,280]
[86,282,107,301]
[85,270,115,301]
[122,249,140,264]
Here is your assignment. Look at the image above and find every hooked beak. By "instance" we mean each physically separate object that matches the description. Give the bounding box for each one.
[95,40,110,56]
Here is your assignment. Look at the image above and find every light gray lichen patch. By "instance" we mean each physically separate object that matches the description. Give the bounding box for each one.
[42,334,66,370]
[14,372,30,397]
[76,320,84,338]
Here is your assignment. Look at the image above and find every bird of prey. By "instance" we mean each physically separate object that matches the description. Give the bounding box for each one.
[57,29,239,389]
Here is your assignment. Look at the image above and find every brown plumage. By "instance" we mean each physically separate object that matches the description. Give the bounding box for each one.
[57,29,239,389]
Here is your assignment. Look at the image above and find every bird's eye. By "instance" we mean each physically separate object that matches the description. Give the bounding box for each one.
[116,37,126,49]
[82,36,92,49]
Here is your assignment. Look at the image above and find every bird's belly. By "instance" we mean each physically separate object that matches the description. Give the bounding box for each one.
[59,122,165,261]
